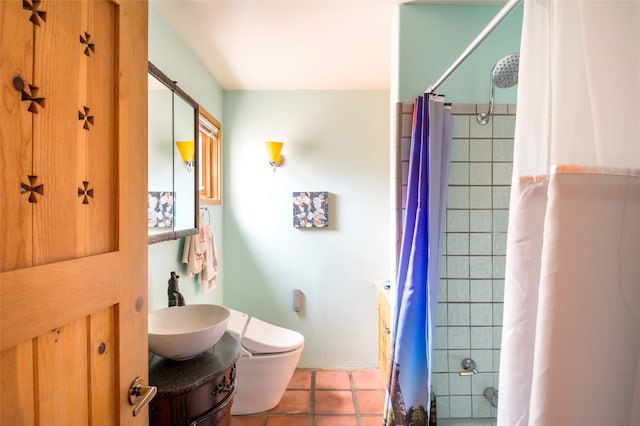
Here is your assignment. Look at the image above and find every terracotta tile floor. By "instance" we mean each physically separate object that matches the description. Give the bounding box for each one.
[231,369,386,426]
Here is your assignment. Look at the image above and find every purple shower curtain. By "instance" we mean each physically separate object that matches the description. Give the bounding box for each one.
[384,93,452,425]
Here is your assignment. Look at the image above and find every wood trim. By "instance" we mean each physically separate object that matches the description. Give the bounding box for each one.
[198,106,222,205]
[116,1,149,423]
[0,253,120,351]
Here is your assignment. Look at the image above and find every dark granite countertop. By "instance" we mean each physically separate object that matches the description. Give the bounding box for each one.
[148,332,240,397]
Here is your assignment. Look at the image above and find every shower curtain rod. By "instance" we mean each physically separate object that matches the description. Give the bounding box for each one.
[425,0,523,94]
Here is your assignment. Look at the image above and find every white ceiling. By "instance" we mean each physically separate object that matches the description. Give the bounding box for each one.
[152,0,400,90]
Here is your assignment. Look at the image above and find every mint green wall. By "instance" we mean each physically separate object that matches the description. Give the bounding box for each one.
[222,90,390,368]
[148,3,225,311]
[149,4,223,119]
[145,1,523,369]
[397,4,523,103]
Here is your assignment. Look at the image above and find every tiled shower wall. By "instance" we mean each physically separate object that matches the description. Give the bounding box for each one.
[396,102,516,423]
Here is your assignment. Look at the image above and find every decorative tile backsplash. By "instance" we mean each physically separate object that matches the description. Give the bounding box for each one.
[396,102,516,420]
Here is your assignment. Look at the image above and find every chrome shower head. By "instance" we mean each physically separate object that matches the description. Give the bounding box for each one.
[492,53,519,88]
[478,52,520,125]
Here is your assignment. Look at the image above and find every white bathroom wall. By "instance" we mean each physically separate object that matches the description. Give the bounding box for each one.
[223,90,390,368]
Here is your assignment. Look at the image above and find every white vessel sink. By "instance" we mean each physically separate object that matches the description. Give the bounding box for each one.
[148,304,231,361]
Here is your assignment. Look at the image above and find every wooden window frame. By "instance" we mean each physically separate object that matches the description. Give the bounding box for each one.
[198,107,222,204]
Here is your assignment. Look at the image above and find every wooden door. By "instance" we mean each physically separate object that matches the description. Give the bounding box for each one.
[1,0,149,424]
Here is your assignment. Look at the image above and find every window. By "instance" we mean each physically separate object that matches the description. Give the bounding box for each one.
[198,107,222,203]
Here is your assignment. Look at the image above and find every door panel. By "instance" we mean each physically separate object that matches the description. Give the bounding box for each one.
[1,342,35,425]
[33,0,84,265]
[35,317,89,425]
[0,0,148,424]
[0,0,34,271]
[89,306,117,425]
[85,0,117,256]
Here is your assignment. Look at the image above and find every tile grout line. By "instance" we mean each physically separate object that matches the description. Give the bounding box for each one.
[310,369,316,423]
[349,370,365,426]
[234,369,386,425]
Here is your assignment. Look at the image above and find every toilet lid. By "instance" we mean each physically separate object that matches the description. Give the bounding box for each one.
[226,308,249,341]
[242,316,305,354]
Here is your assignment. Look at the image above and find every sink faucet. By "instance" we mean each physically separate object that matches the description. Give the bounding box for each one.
[168,271,185,307]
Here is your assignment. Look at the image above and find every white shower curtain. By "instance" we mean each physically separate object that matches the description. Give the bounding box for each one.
[498,1,640,425]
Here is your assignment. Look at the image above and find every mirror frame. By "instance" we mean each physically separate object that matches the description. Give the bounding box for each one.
[148,61,200,244]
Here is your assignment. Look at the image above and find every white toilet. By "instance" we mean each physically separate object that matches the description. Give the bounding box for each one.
[226,308,305,415]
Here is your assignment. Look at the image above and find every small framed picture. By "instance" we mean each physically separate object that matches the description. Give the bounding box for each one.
[148,191,175,228]
[293,191,328,228]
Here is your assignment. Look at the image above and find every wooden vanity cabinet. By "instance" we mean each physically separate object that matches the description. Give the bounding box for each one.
[377,285,392,380]
[149,333,240,426]
[149,364,235,426]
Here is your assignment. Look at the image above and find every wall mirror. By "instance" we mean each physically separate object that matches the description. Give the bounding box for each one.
[148,61,199,244]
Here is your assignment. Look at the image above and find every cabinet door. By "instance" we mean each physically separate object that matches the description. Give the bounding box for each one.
[378,291,392,380]
[150,365,236,426]
[1,0,149,424]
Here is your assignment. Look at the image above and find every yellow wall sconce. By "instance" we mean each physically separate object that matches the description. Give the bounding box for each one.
[176,140,195,172]
[265,141,284,172]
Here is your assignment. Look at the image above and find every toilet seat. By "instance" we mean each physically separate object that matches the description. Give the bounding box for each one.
[227,308,304,355]
[243,316,304,354]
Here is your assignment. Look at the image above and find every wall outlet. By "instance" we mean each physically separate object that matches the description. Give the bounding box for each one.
[293,289,303,312]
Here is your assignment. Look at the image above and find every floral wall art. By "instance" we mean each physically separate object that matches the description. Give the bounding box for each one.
[148,191,175,228]
[293,191,329,228]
